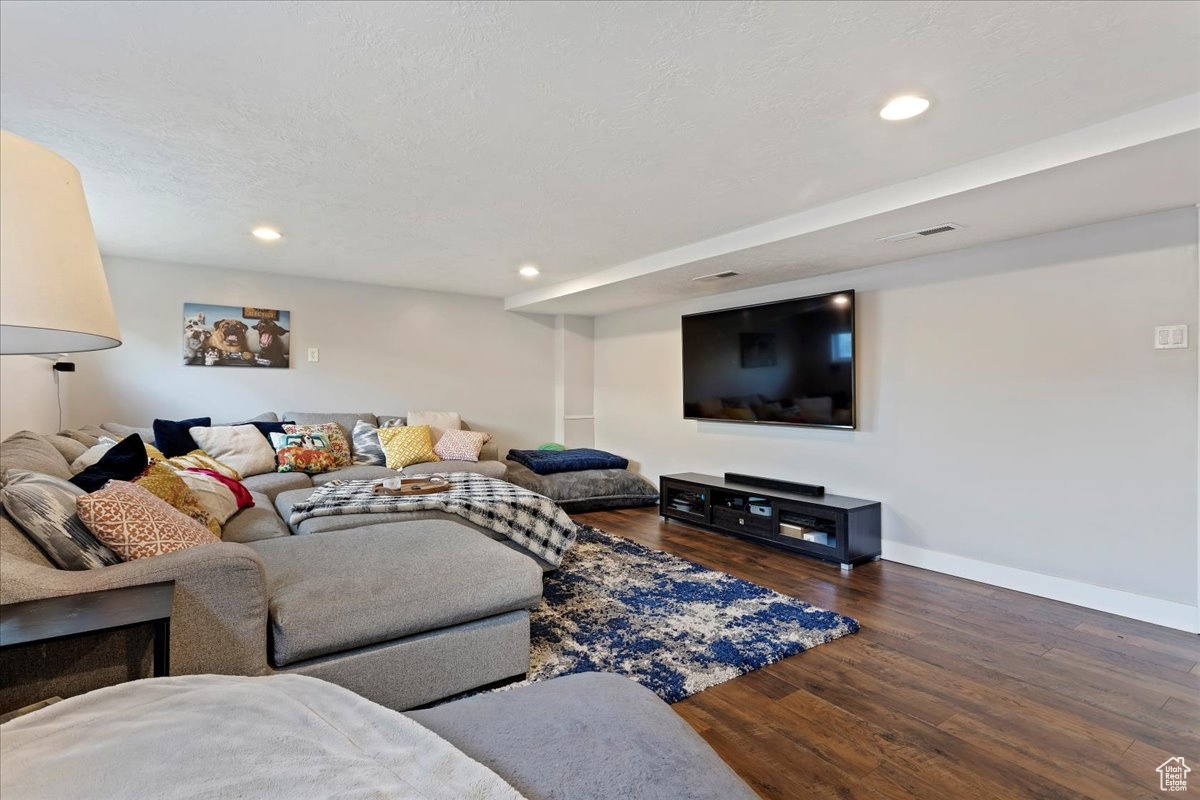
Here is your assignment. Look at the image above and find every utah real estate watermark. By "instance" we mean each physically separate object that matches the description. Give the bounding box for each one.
[1157,757,1190,792]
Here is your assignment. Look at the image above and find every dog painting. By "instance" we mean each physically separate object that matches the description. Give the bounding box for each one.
[183,303,290,368]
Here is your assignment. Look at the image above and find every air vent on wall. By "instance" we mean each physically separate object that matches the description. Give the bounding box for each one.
[877,222,964,244]
[692,270,741,282]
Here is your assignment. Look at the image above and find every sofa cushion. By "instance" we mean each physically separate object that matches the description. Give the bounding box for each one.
[69,435,149,493]
[273,487,317,521]
[310,465,396,486]
[0,471,121,569]
[220,492,290,543]
[405,410,461,445]
[219,412,279,425]
[45,434,88,464]
[281,412,375,443]
[248,521,542,666]
[99,422,155,442]
[0,431,74,482]
[240,471,313,501]
[402,460,507,480]
[408,672,759,800]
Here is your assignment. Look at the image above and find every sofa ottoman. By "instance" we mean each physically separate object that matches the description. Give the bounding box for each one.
[248,521,541,666]
[246,521,541,709]
[0,672,758,800]
[409,672,758,800]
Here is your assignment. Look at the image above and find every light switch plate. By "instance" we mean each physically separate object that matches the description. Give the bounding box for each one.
[1154,325,1188,349]
[307,347,319,362]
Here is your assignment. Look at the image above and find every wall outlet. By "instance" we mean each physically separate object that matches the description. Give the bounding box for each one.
[1154,325,1188,350]
[307,347,319,362]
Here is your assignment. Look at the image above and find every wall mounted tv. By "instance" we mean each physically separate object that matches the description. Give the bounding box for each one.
[682,290,855,429]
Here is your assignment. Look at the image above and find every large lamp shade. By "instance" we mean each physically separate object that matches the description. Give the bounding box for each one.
[1,130,121,354]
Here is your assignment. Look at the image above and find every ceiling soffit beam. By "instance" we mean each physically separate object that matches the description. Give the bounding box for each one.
[504,93,1200,312]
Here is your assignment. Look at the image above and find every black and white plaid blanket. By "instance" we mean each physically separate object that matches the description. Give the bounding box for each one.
[288,473,579,566]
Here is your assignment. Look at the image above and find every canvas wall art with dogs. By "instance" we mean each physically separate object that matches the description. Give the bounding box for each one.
[183,303,291,368]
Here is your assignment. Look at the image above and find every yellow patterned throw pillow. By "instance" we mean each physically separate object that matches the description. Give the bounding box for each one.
[377,425,437,469]
[132,463,220,535]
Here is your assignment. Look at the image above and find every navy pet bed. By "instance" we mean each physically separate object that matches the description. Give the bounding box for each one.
[506,448,629,476]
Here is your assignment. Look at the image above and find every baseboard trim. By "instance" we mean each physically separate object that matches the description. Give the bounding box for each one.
[882,542,1199,634]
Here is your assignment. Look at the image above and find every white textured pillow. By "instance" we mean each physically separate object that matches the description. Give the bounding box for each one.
[70,438,119,474]
[174,470,239,526]
[405,411,461,445]
[189,425,276,477]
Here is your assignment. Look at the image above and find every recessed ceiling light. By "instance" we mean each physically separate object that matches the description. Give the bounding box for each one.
[518,264,540,278]
[252,226,282,241]
[879,95,930,121]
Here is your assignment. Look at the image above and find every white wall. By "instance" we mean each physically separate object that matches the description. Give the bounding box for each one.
[555,315,595,448]
[594,209,1199,629]
[0,355,64,437]
[65,257,558,455]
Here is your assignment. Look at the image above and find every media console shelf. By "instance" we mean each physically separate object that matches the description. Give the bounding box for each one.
[660,473,881,570]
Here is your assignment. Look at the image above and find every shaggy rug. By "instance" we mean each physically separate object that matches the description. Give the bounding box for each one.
[522,525,859,703]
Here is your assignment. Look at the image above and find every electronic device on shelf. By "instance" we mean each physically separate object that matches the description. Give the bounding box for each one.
[725,473,825,497]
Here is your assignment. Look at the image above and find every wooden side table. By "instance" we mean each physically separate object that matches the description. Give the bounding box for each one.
[0,581,175,678]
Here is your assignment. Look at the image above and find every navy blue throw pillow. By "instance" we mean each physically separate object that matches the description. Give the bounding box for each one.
[243,420,294,442]
[70,434,150,493]
[153,417,211,457]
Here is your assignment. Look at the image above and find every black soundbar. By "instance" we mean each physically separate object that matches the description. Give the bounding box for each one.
[724,472,825,497]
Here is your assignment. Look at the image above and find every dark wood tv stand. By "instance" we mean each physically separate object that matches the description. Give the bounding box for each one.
[659,473,881,570]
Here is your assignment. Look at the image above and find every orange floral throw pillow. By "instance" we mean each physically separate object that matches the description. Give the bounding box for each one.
[282,423,351,467]
[275,445,340,474]
[76,481,219,561]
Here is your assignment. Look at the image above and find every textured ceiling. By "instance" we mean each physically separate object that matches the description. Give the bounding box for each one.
[1,0,1198,302]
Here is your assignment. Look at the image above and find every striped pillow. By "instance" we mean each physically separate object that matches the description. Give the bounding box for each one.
[351,418,403,466]
[0,471,121,569]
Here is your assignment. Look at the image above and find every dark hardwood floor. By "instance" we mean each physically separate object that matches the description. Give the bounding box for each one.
[573,507,1198,800]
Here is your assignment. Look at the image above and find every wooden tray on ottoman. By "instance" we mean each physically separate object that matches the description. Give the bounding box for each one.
[373,477,452,496]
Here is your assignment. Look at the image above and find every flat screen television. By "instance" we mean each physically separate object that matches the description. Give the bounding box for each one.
[682,290,855,429]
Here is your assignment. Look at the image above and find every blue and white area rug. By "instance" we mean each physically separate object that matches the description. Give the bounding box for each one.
[524,525,859,703]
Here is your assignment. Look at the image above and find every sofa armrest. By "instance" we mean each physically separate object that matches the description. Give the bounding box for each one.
[1,543,271,677]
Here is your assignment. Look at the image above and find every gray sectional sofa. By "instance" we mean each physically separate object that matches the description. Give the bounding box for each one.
[0,418,535,712]
[0,418,760,799]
